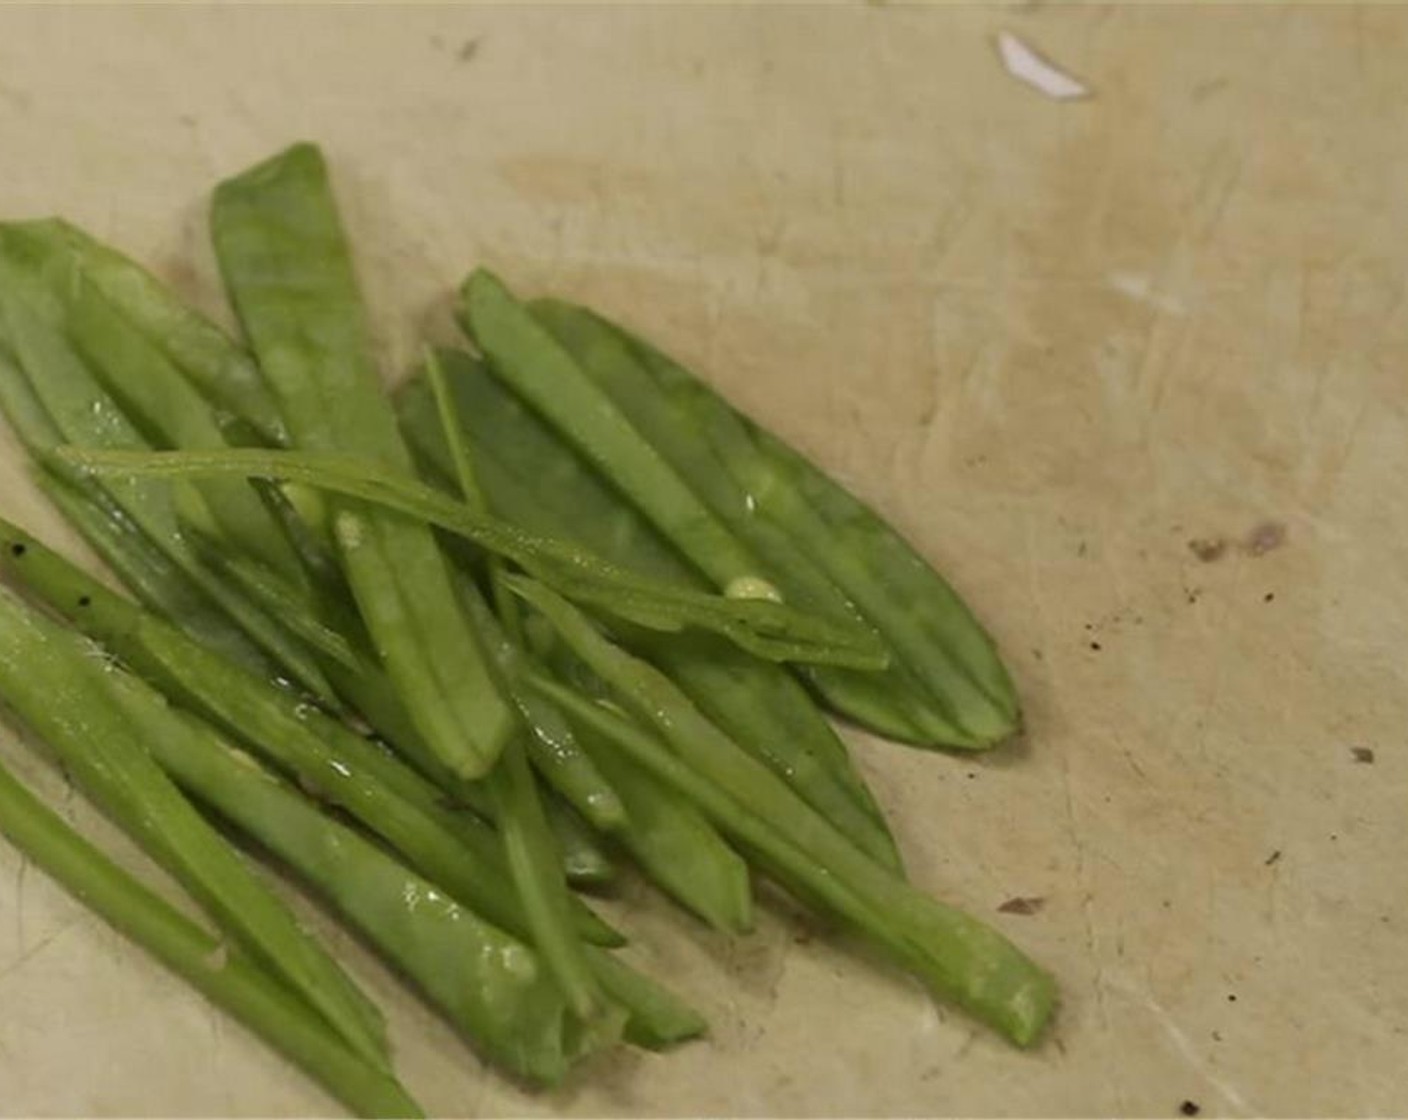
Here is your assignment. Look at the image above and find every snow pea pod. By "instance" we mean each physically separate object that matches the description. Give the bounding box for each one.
[419,345,624,1047]
[0,345,281,678]
[66,275,303,582]
[455,563,627,833]
[101,677,597,1088]
[5,217,288,445]
[585,947,706,1050]
[0,584,389,1069]
[510,578,1056,1049]
[209,141,514,780]
[0,236,337,703]
[0,757,421,1118]
[0,515,620,948]
[531,299,1019,749]
[459,269,770,598]
[576,720,753,934]
[396,354,899,868]
[36,469,286,681]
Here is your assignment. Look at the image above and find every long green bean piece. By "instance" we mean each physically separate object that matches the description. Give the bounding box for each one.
[59,445,887,671]
[0,584,389,1068]
[396,353,899,869]
[210,141,514,780]
[0,755,421,1118]
[512,578,1055,1047]
[531,299,1020,749]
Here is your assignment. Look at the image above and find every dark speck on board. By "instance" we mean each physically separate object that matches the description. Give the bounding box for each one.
[9,542,25,557]
[1351,747,1375,764]
[1180,1101,1201,1117]
[458,38,480,63]
[997,896,1045,915]
[1264,849,1281,866]
[1188,537,1226,562]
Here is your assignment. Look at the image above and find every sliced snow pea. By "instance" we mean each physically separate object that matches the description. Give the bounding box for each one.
[422,346,626,830]
[531,299,1020,749]
[66,275,303,582]
[35,469,285,680]
[396,353,899,868]
[0,757,421,1119]
[459,269,771,598]
[101,679,597,1087]
[575,721,752,934]
[585,947,706,1050]
[510,578,1055,1048]
[0,584,389,1069]
[0,515,620,948]
[8,217,288,445]
[455,563,626,833]
[0,237,337,703]
[209,141,514,780]
[635,630,900,873]
[419,344,623,1045]
[0,344,279,678]
[483,739,625,1054]
[59,445,887,671]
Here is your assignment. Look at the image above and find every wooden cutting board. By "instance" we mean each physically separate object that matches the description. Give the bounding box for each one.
[0,6,1403,1115]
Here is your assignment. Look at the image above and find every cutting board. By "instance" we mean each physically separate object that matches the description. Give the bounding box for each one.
[0,6,1404,1115]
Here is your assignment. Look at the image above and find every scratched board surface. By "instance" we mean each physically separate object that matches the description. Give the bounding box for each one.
[0,6,1405,1116]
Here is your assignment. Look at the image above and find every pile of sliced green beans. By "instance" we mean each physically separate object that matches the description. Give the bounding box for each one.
[0,142,1053,1116]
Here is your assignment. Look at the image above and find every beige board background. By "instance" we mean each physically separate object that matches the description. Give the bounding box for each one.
[0,4,1406,1116]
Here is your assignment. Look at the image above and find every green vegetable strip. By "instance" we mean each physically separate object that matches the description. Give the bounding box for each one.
[487,739,625,1047]
[67,277,303,582]
[9,218,288,445]
[457,580,626,831]
[576,721,753,933]
[398,354,696,587]
[459,269,770,597]
[540,301,1020,748]
[0,346,280,680]
[427,349,625,830]
[0,757,421,1119]
[635,632,901,872]
[395,355,899,866]
[58,446,887,671]
[0,584,389,1068]
[512,579,1056,1048]
[191,543,369,675]
[540,791,615,889]
[210,142,514,780]
[0,516,618,948]
[0,241,338,703]
[422,342,622,1043]
[585,947,707,1051]
[35,472,284,680]
[100,680,591,1088]
[528,300,945,742]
